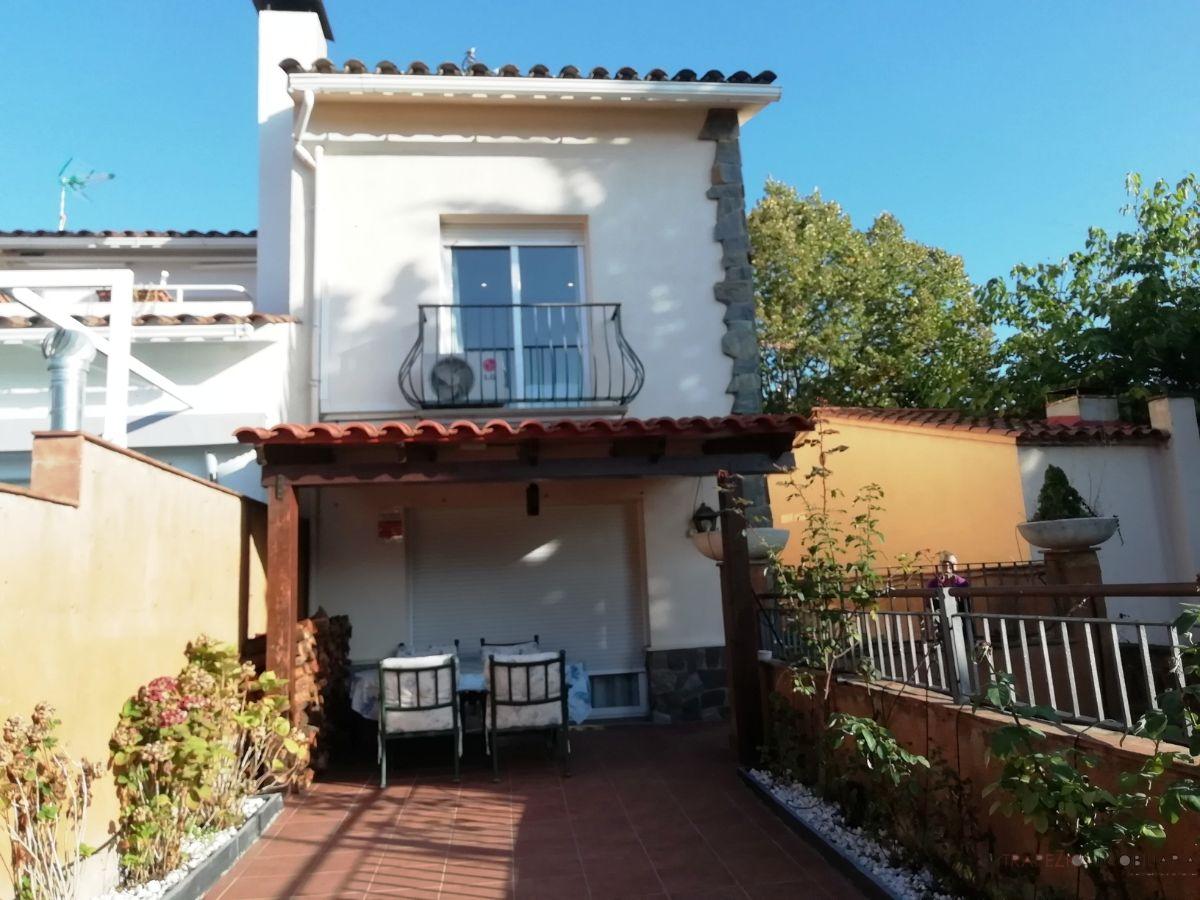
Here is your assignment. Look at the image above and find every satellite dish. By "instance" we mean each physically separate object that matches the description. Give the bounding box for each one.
[429,356,475,405]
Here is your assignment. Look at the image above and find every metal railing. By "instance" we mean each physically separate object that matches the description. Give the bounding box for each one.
[398,302,645,409]
[761,581,1200,735]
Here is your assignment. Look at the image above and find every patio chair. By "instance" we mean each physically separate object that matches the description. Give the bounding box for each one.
[378,653,460,787]
[480,634,539,654]
[485,650,569,780]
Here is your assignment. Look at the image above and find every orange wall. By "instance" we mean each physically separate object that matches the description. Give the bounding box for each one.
[0,434,266,893]
[770,417,1030,567]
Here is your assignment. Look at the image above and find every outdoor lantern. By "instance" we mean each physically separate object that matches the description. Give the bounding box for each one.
[526,482,540,517]
[691,502,719,534]
[377,511,405,542]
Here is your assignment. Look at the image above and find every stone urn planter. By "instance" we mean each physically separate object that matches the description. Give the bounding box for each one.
[1017,516,1119,552]
[690,526,789,562]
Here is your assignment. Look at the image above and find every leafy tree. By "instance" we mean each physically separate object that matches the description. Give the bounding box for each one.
[749,180,996,413]
[982,173,1200,417]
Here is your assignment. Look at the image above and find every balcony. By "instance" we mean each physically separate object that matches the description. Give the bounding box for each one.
[399,303,645,410]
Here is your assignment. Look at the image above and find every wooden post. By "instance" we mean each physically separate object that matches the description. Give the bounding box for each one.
[718,472,764,766]
[266,474,301,720]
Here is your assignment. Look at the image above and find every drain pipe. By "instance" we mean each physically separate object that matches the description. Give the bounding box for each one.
[292,89,323,421]
[42,327,97,431]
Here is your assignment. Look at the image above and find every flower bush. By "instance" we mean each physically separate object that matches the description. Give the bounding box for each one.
[110,637,309,886]
[0,704,103,900]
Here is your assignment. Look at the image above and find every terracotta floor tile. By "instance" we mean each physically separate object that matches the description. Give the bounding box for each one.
[575,831,646,860]
[584,867,666,898]
[666,887,748,900]
[511,852,585,880]
[211,726,866,900]
[742,881,852,899]
[718,848,805,886]
[513,874,589,898]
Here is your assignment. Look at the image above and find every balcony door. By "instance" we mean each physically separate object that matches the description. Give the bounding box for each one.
[444,230,586,406]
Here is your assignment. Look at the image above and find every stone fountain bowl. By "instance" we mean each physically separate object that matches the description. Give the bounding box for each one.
[1017,516,1119,552]
[690,527,790,562]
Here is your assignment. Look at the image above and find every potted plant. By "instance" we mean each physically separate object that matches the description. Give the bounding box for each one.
[1017,465,1119,551]
[687,502,790,562]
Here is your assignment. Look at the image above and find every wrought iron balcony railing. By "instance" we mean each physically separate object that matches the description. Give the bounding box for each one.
[399,303,645,409]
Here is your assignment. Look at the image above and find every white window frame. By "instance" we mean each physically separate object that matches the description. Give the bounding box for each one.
[586,669,649,719]
[440,225,590,406]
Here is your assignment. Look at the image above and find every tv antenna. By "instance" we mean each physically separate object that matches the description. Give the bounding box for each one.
[57,159,115,231]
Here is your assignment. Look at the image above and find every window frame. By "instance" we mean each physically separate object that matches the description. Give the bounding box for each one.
[440,226,590,406]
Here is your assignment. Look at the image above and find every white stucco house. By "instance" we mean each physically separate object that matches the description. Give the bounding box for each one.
[0,0,806,724]
[242,1,805,723]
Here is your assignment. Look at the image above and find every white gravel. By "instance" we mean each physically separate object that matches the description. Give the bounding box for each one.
[96,796,267,900]
[747,770,958,900]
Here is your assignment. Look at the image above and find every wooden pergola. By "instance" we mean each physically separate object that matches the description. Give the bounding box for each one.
[235,414,811,763]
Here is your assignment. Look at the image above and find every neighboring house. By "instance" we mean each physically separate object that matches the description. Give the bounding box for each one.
[773,394,1200,626]
[239,1,801,723]
[0,230,292,496]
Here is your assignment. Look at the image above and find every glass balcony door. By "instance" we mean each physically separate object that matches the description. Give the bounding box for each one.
[448,244,585,405]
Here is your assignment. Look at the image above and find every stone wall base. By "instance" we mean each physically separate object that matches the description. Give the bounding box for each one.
[647,646,728,723]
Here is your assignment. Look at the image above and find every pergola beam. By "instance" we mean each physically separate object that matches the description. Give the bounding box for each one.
[261,452,792,486]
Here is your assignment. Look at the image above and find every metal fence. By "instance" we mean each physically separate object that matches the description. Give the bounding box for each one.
[760,581,1200,734]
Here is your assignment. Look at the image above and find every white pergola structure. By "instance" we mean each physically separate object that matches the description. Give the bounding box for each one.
[0,269,190,446]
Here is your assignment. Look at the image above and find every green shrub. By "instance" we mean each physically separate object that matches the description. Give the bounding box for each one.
[1032,465,1097,521]
[110,637,309,886]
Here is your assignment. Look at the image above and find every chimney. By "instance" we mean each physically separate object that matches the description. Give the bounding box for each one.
[252,1,330,316]
[42,328,97,431]
[1044,391,1121,424]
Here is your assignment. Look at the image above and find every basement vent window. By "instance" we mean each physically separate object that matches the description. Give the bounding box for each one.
[589,672,641,710]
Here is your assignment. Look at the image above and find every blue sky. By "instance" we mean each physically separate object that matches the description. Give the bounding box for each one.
[2,1,1197,282]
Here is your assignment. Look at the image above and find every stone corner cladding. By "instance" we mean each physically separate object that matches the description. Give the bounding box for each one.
[646,646,729,724]
[699,108,760,417]
[699,108,773,526]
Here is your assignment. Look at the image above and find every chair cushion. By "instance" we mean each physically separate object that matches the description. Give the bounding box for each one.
[486,652,564,732]
[379,654,455,718]
[384,706,454,734]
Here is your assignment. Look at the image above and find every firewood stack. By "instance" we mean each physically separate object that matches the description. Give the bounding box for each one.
[293,608,353,771]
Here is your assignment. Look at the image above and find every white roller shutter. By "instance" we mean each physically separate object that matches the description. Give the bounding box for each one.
[410,504,644,674]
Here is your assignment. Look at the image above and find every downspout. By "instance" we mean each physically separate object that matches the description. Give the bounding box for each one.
[291,90,322,424]
[292,90,323,583]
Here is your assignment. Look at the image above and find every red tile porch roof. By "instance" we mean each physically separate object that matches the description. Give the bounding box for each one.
[235,414,812,446]
[819,406,1168,445]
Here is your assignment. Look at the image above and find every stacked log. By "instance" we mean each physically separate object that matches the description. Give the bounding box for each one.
[294,608,352,771]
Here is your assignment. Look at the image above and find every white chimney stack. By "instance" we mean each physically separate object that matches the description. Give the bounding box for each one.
[1045,392,1121,424]
[252,1,330,317]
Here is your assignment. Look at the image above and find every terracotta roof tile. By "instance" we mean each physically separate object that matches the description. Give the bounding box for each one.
[818,406,1168,445]
[0,229,256,238]
[280,58,777,85]
[0,313,294,328]
[235,414,811,446]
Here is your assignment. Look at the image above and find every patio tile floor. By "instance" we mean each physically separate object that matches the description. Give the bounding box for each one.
[208,723,867,899]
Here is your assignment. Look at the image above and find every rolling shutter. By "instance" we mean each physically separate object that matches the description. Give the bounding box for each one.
[410,504,644,674]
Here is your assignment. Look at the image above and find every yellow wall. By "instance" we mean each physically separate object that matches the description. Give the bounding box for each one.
[0,434,266,888]
[771,417,1030,567]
